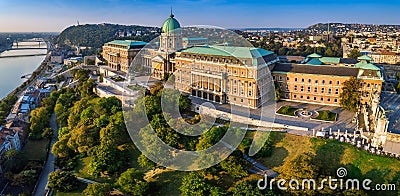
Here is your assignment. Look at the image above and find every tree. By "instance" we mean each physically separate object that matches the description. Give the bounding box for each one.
[29,107,51,139]
[116,168,148,196]
[179,172,212,196]
[324,47,333,56]
[219,150,248,179]
[138,153,156,170]
[274,81,282,101]
[5,169,37,186]
[348,48,362,59]
[48,170,79,192]
[339,77,361,112]
[229,180,272,196]
[83,183,112,196]
[196,126,227,150]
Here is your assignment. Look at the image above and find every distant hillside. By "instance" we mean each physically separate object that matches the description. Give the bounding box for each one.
[56,24,160,50]
[306,23,400,34]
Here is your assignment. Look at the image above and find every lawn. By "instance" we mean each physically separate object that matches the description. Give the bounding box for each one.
[22,138,50,161]
[313,110,337,121]
[276,105,297,116]
[259,133,400,185]
[145,169,187,196]
[74,157,114,183]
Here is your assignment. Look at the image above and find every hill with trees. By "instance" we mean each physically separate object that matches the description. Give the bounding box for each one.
[56,24,160,50]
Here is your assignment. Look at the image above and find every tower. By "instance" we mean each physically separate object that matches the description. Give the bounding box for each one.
[159,9,182,53]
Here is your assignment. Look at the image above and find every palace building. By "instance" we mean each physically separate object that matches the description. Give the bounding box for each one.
[174,45,278,108]
[102,40,147,72]
[140,12,183,80]
[272,54,383,106]
[120,11,384,109]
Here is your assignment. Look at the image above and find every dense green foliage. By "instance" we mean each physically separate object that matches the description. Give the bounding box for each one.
[339,77,361,112]
[48,170,80,192]
[56,24,159,54]
[348,48,362,59]
[116,168,149,196]
[83,183,113,196]
[0,94,18,124]
[29,91,59,139]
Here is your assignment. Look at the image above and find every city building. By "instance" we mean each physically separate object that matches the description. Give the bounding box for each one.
[182,37,209,48]
[272,54,383,106]
[141,12,182,80]
[174,45,278,108]
[102,40,147,72]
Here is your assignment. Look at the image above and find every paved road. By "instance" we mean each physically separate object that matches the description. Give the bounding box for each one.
[34,113,58,196]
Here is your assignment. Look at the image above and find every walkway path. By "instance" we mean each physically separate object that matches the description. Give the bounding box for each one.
[33,113,58,196]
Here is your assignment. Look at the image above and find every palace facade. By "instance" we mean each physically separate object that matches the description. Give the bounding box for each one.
[272,54,383,106]
[174,45,278,108]
[117,12,384,109]
[102,40,147,72]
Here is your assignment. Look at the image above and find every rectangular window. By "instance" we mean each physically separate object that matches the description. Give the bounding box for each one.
[307,86,311,92]
[335,89,339,94]
[301,86,304,92]
[294,85,298,91]
[334,99,338,103]
[279,76,283,81]
[328,88,332,94]
[314,87,318,93]
[321,88,325,93]
[249,91,252,96]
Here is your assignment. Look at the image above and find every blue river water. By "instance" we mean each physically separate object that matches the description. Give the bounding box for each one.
[0,42,47,99]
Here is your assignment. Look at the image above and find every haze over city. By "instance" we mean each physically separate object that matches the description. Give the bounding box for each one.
[0,0,399,32]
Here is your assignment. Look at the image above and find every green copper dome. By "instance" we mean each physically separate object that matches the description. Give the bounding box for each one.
[162,14,181,33]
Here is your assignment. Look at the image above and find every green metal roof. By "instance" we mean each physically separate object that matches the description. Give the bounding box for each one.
[320,57,341,64]
[358,55,373,61]
[162,14,181,33]
[181,46,231,57]
[307,53,322,58]
[181,45,274,59]
[212,45,274,59]
[180,45,275,66]
[355,61,381,71]
[307,58,323,65]
[107,40,147,49]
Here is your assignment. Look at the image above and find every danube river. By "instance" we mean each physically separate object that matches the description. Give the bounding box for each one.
[0,42,47,99]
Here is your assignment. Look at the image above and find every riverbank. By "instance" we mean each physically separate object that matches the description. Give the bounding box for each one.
[0,42,12,53]
[0,50,50,102]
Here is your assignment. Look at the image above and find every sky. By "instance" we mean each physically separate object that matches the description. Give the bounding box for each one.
[0,0,399,32]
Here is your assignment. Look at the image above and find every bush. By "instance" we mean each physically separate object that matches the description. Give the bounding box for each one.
[48,170,79,192]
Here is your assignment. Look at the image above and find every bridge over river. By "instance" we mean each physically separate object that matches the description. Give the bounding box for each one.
[0,39,49,58]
